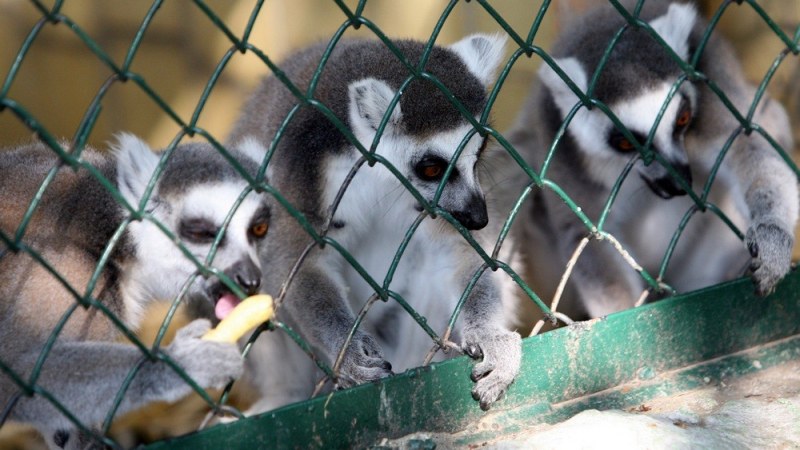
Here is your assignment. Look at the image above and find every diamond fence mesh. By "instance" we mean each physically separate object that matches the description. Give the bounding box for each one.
[0,0,798,448]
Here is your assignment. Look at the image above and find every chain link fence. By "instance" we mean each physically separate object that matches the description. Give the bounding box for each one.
[0,0,798,448]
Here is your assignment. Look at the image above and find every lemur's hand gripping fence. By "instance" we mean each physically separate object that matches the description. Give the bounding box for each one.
[0,1,799,448]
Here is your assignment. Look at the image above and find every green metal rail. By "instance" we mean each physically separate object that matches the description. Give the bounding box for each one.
[145,271,800,448]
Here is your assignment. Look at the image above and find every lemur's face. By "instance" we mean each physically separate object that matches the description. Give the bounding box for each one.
[347,78,489,230]
[405,123,489,230]
[557,80,697,199]
[541,54,699,199]
[607,82,696,198]
[538,2,701,199]
[115,136,270,324]
[171,183,270,319]
[129,181,270,321]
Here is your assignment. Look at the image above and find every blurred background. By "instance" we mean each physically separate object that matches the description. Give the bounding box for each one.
[0,0,552,149]
[0,0,796,150]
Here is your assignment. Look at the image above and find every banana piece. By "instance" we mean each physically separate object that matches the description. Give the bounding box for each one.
[203,294,274,343]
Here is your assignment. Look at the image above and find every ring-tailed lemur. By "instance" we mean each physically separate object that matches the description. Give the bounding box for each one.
[0,135,272,449]
[506,1,798,319]
[228,34,522,412]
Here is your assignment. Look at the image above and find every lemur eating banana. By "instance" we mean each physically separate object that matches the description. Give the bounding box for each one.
[0,135,271,449]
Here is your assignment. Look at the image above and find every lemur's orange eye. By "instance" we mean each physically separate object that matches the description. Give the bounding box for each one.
[251,221,269,238]
[608,129,645,154]
[414,156,449,182]
[423,165,443,179]
[617,138,635,152]
[676,109,691,128]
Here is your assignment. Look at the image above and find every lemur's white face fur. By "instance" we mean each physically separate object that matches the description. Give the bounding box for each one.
[340,34,506,230]
[539,3,699,199]
[113,135,270,326]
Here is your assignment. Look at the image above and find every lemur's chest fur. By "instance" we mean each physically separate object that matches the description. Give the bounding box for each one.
[320,152,464,370]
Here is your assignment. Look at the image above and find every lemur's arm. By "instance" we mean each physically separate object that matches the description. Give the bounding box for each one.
[280,266,393,388]
[459,252,522,410]
[730,97,797,296]
[10,320,242,433]
[698,59,798,296]
[692,40,800,295]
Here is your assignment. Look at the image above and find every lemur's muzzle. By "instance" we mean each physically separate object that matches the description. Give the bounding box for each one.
[226,259,262,296]
[213,258,263,320]
[641,161,692,200]
[451,194,489,230]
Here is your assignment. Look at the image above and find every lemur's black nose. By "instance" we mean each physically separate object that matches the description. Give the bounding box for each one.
[452,194,489,230]
[229,259,262,295]
[676,162,693,188]
[642,162,692,199]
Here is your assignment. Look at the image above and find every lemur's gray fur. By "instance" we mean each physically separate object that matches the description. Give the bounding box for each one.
[229,34,522,412]
[505,1,798,319]
[0,136,272,449]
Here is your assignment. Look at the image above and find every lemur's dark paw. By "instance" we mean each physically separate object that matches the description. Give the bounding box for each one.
[746,220,793,297]
[336,331,393,389]
[462,327,521,411]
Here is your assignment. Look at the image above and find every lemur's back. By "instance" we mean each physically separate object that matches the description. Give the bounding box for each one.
[1,143,115,237]
[0,143,125,377]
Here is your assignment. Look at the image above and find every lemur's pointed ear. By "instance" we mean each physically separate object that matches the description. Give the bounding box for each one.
[538,57,588,116]
[348,77,403,134]
[113,133,160,208]
[235,137,267,165]
[448,33,507,86]
[233,137,270,180]
[649,3,697,60]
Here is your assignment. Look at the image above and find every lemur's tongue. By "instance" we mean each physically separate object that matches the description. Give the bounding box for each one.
[215,293,241,320]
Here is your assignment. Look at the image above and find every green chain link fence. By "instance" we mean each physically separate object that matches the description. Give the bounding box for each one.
[0,0,798,448]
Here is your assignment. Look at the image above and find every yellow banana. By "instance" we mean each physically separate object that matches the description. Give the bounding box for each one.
[203,294,274,343]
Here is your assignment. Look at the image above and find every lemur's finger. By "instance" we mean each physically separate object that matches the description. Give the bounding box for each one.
[176,319,212,339]
[471,359,495,382]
